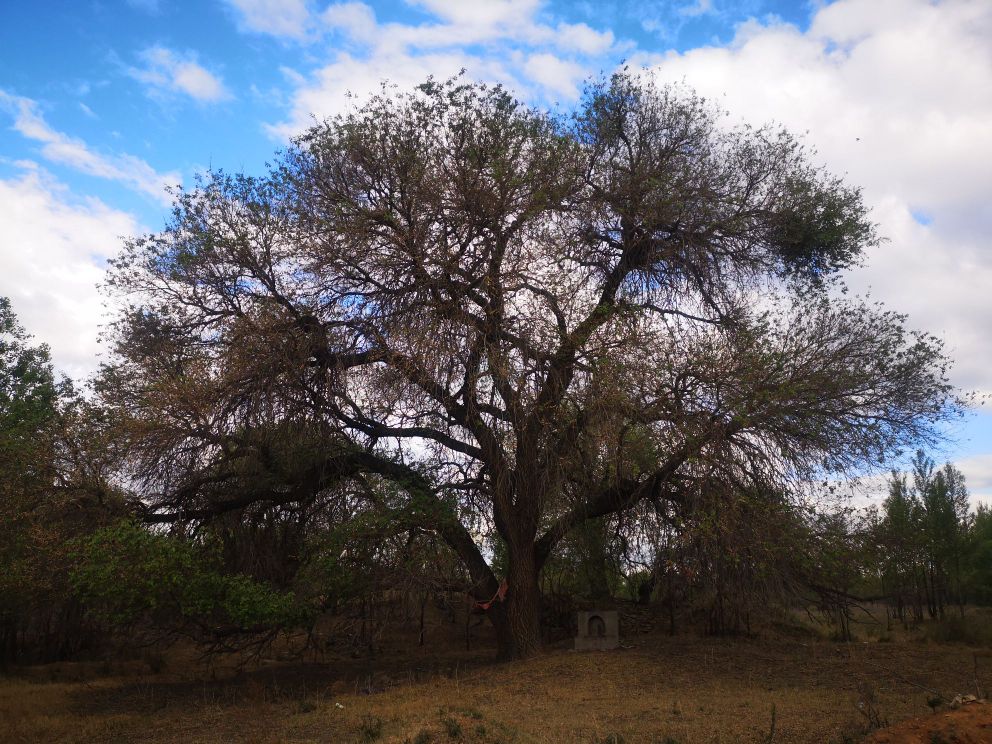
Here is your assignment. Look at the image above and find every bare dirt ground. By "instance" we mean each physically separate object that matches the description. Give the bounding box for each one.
[866,701,991,743]
[3,625,990,744]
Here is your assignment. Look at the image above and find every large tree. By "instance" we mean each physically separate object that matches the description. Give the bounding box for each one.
[102,72,955,659]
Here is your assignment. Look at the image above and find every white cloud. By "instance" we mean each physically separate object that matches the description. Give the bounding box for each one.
[551,22,615,56]
[0,90,181,205]
[223,0,312,40]
[407,0,541,28]
[523,53,586,100]
[0,165,142,380]
[269,1,617,135]
[678,0,714,17]
[843,198,992,398]
[637,0,992,396]
[267,50,517,139]
[957,453,992,508]
[322,2,378,43]
[128,46,231,103]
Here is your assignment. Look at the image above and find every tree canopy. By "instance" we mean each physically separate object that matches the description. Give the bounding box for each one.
[100,72,956,659]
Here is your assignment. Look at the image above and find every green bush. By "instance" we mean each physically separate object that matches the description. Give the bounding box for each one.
[70,521,313,633]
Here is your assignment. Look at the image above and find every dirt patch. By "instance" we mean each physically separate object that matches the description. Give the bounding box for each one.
[867,701,991,743]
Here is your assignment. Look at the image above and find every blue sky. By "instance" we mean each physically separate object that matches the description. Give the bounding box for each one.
[1,0,991,503]
[0,0,812,226]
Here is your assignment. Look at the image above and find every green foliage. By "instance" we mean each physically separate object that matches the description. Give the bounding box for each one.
[71,521,313,632]
[968,505,992,605]
[0,297,62,452]
[0,297,106,662]
[874,451,977,621]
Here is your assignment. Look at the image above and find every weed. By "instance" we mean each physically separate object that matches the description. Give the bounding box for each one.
[297,698,317,714]
[441,715,462,738]
[926,693,944,712]
[411,730,432,744]
[359,714,384,742]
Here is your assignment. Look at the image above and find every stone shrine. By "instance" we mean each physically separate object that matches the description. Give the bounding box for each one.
[574,610,619,651]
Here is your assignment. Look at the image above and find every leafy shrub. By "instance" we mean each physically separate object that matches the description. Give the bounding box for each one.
[70,521,313,634]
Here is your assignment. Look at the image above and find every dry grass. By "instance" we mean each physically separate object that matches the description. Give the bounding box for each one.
[3,628,990,744]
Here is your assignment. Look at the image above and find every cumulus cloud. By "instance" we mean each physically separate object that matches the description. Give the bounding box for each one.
[407,0,540,28]
[128,46,231,102]
[0,165,142,380]
[267,50,516,139]
[678,0,714,17]
[321,2,378,43]
[223,0,313,40]
[0,90,181,204]
[957,453,992,507]
[269,0,616,135]
[523,53,587,99]
[637,0,992,395]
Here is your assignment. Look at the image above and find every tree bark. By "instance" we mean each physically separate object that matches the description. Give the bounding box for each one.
[490,547,542,660]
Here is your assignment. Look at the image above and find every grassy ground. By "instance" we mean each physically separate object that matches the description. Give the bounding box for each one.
[3,623,991,744]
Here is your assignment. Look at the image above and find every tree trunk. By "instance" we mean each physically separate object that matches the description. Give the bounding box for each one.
[490,548,542,660]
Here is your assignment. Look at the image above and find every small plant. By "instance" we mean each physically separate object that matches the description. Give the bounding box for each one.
[411,730,432,744]
[297,698,317,714]
[598,734,626,744]
[441,716,462,738]
[359,714,384,742]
